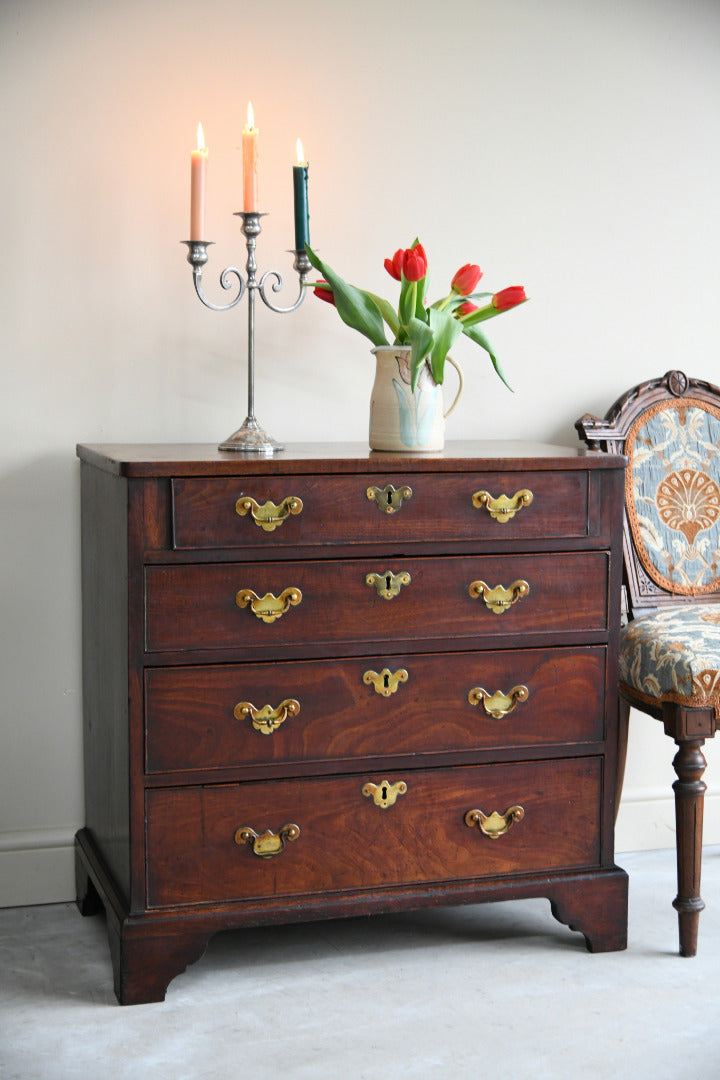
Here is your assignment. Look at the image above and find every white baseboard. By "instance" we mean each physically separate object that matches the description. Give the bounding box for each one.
[0,828,77,908]
[616,791,720,854]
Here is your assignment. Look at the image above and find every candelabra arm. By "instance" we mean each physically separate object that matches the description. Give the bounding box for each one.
[182,241,247,311]
[258,250,311,314]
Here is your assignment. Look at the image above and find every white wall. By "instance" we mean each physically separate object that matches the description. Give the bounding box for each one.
[2,0,720,905]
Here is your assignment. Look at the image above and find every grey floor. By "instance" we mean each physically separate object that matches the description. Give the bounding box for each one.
[2,848,720,1080]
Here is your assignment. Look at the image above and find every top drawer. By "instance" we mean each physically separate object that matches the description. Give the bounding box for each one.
[171,471,589,550]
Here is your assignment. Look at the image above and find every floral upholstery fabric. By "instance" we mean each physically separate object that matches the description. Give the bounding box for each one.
[625,399,720,594]
[620,604,720,717]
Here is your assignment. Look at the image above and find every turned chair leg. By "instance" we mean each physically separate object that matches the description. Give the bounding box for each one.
[671,738,707,957]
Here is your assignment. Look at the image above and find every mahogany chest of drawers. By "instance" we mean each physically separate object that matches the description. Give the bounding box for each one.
[75,441,628,1004]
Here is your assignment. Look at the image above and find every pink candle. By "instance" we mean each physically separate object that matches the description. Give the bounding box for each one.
[242,102,259,212]
[190,122,208,241]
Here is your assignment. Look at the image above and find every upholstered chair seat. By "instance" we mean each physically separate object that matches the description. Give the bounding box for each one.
[620,605,720,716]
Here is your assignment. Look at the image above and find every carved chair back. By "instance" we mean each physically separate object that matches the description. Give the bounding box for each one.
[576,370,720,620]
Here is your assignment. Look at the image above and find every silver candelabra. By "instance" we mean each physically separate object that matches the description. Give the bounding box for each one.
[183,211,311,452]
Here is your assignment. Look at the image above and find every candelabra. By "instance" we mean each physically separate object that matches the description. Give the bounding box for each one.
[183,212,311,452]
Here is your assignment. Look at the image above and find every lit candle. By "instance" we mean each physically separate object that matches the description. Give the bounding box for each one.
[190,122,208,241]
[293,138,310,251]
[242,101,259,212]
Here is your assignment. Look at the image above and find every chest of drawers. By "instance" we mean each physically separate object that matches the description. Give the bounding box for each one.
[75,441,628,1004]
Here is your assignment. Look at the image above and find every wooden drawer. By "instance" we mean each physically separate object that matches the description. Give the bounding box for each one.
[145,757,602,908]
[171,471,589,550]
[144,552,609,654]
[145,647,606,773]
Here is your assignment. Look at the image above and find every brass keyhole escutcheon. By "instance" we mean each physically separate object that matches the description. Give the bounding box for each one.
[235,495,303,532]
[465,806,525,839]
[366,484,413,514]
[363,668,409,697]
[362,780,407,809]
[469,579,530,614]
[472,489,533,522]
[468,685,529,719]
[366,570,411,599]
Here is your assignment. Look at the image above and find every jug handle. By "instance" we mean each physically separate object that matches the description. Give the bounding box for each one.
[444,356,464,418]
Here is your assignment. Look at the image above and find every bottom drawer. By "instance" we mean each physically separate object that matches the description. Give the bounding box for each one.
[146,758,602,908]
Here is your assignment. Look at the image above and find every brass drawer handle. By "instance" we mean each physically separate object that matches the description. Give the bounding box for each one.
[465,806,525,839]
[472,489,533,522]
[362,780,407,809]
[366,569,411,599]
[363,668,409,696]
[235,496,303,532]
[235,587,302,623]
[366,484,412,514]
[469,579,529,614]
[468,685,529,719]
[234,823,300,858]
[234,698,301,734]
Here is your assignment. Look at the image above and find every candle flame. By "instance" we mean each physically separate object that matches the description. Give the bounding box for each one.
[247,101,255,129]
[296,138,306,165]
[196,122,206,151]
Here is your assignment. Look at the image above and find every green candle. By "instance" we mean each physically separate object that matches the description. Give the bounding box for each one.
[293,138,310,251]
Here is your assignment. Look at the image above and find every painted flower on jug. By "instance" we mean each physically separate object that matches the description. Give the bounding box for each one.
[306,240,526,391]
[393,348,435,391]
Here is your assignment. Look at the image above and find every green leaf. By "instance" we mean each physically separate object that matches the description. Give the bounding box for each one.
[462,324,513,391]
[415,274,428,319]
[430,292,492,312]
[407,317,434,391]
[305,246,388,348]
[427,307,464,385]
[398,278,417,329]
[456,302,497,326]
[365,291,400,339]
[463,292,493,303]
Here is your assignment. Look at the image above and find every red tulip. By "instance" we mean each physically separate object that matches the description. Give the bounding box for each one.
[457,300,479,316]
[492,286,527,311]
[384,249,404,281]
[313,280,336,305]
[384,244,428,283]
[403,243,427,282]
[451,263,482,295]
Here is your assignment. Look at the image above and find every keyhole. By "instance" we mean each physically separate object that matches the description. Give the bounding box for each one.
[387,489,393,507]
[383,673,390,689]
[381,784,388,801]
[385,574,392,592]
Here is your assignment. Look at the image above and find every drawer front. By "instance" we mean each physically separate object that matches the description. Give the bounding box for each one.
[146,758,602,908]
[171,471,589,550]
[145,647,606,773]
[144,552,609,654]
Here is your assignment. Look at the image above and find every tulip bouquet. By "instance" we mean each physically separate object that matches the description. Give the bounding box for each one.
[306,240,526,391]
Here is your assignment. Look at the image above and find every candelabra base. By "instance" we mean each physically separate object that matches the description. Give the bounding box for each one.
[218,416,284,454]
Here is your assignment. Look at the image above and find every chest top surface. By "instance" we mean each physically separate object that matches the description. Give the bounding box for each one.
[76,440,626,477]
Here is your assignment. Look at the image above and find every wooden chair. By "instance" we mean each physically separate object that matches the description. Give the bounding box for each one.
[576,370,720,956]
